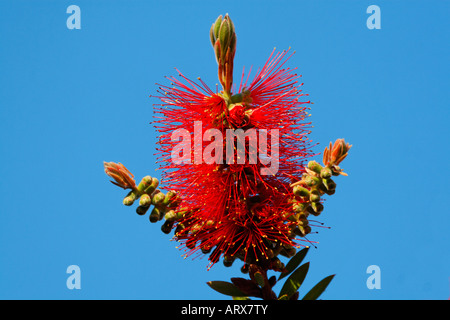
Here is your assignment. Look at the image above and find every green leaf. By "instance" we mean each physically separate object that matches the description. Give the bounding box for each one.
[302,274,335,300]
[278,262,310,299]
[232,296,251,300]
[278,294,289,300]
[278,247,309,281]
[207,281,247,297]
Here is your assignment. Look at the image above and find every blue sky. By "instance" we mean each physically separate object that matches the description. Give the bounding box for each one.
[0,0,449,300]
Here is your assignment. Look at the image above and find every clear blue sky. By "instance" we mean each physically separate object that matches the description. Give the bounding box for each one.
[0,0,449,300]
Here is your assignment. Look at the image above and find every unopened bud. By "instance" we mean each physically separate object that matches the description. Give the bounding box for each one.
[284,246,297,258]
[136,205,150,216]
[322,178,336,191]
[297,225,311,237]
[123,191,137,206]
[136,176,152,194]
[298,217,309,227]
[139,193,151,207]
[104,161,136,190]
[304,175,320,187]
[175,223,185,236]
[320,167,332,179]
[151,191,165,206]
[144,177,159,195]
[161,220,174,234]
[293,185,310,198]
[190,223,202,234]
[201,244,212,254]
[311,202,324,215]
[271,257,284,271]
[223,255,235,267]
[310,189,321,202]
[149,207,161,223]
[293,202,308,213]
[164,210,177,222]
[308,161,323,174]
[186,238,197,250]
[265,248,275,259]
[241,264,249,274]
[163,191,177,206]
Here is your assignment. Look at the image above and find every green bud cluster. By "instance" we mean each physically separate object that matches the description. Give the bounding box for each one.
[289,160,343,237]
[117,175,182,235]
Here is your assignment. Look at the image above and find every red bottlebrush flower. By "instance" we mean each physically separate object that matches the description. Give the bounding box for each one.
[152,48,314,269]
[228,104,247,128]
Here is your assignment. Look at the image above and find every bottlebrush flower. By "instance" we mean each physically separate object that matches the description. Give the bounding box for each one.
[152,47,314,270]
[103,13,351,300]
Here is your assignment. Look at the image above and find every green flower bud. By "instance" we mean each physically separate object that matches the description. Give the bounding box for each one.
[139,193,151,207]
[163,191,177,207]
[293,185,310,198]
[293,201,308,213]
[143,177,159,195]
[304,175,320,187]
[322,178,336,191]
[136,176,152,194]
[123,191,137,206]
[308,161,323,174]
[297,217,309,227]
[320,167,332,179]
[311,202,324,215]
[149,207,161,223]
[151,191,165,206]
[295,225,311,237]
[164,210,177,222]
[310,189,321,202]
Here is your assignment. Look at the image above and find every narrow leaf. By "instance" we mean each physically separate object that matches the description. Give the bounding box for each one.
[230,277,262,298]
[278,262,310,299]
[207,281,247,297]
[302,274,335,300]
[232,296,251,300]
[278,294,289,300]
[278,247,309,281]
